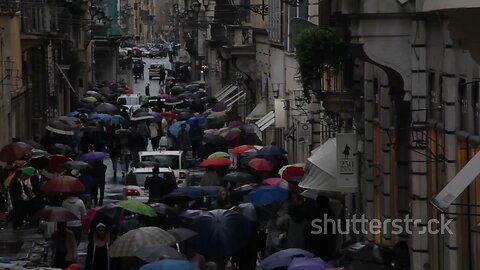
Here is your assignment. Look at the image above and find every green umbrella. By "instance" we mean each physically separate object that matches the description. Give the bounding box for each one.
[208,151,230,159]
[28,148,48,158]
[117,200,157,217]
[82,96,97,104]
[112,115,125,126]
[21,166,36,177]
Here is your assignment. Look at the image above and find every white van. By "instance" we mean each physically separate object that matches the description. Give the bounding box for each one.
[138,150,188,187]
[117,94,140,110]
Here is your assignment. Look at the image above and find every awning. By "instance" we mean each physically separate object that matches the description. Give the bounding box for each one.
[432,150,480,212]
[56,63,77,97]
[299,138,357,193]
[255,111,275,132]
[246,100,267,121]
[215,84,238,101]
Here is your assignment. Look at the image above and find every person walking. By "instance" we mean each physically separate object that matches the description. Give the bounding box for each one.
[119,136,131,177]
[91,160,107,207]
[145,83,150,96]
[85,223,110,270]
[9,170,28,229]
[189,120,204,159]
[62,193,87,245]
[144,166,177,202]
[159,67,166,86]
[75,170,93,209]
[50,222,77,269]
[108,138,121,177]
[178,123,191,154]
[149,121,161,151]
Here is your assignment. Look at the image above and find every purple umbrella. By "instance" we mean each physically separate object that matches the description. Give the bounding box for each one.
[288,257,333,270]
[260,248,314,270]
[78,151,107,161]
[212,101,227,112]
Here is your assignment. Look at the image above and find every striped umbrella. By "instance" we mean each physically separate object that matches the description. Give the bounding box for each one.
[109,226,177,258]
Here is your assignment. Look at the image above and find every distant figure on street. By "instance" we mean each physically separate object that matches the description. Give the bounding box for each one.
[91,160,107,206]
[159,67,166,86]
[144,166,177,201]
[178,123,191,153]
[145,83,150,96]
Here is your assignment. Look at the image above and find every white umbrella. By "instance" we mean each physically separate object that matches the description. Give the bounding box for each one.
[110,226,176,258]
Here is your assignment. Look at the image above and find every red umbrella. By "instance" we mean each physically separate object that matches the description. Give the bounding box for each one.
[280,165,305,180]
[199,157,232,167]
[0,142,32,163]
[46,155,72,173]
[160,111,177,121]
[41,175,85,193]
[232,145,256,154]
[263,178,289,189]
[248,158,274,171]
[82,205,124,233]
[228,120,244,128]
[33,206,79,222]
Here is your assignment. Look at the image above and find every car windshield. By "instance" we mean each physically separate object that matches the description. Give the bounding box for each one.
[118,97,139,106]
[134,172,176,186]
[140,155,180,169]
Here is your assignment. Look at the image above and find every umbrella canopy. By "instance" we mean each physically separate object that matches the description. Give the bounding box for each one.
[192,209,252,258]
[83,204,123,234]
[27,148,48,158]
[177,111,193,121]
[178,210,205,220]
[248,186,289,206]
[169,121,189,137]
[57,116,82,129]
[233,183,258,194]
[258,145,285,156]
[263,178,289,189]
[200,185,224,197]
[160,111,177,120]
[231,202,277,222]
[135,245,186,262]
[78,151,107,161]
[48,144,74,157]
[186,84,200,92]
[117,200,157,217]
[19,166,36,179]
[46,120,75,136]
[168,228,198,243]
[20,140,45,150]
[131,111,155,121]
[85,91,103,99]
[222,172,255,183]
[211,101,227,112]
[33,206,79,222]
[165,97,184,106]
[280,165,305,181]
[152,203,175,215]
[186,115,206,126]
[232,145,256,154]
[81,96,97,104]
[0,142,32,162]
[171,187,206,199]
[248,158,274,171]
[46,154,72,173]
[26,155,50,170]
[89,113,112,122]
[95,103,119,113]
[199,157,231,167]
[110,227,176,258]
[287,257,332,270]
[170,86,186,96]
[260,248,314,270]
[139,260,196,270]
[41,175,85,193]
[208,151,230,159]
[202,134,226,145]
[63,161,92,172]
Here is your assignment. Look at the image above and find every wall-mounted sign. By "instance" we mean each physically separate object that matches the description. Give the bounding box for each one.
[336,133,358,187]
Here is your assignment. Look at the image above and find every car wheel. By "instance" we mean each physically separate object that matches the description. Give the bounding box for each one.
[149,76,152,80]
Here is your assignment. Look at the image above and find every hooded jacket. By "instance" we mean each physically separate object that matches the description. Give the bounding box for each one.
[62,196,87,227]
[86,223,110,270]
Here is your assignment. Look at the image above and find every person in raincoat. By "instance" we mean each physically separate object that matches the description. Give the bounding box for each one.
[62,193,87,245]
[50,222,77,269]
[86,223,110,270]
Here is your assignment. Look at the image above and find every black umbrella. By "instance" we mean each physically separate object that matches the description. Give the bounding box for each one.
[96,103,119,113]
[63,161,92,171]
[48,144,74,156]
[170,86,186,96]
[151,203,175,215]
[186,84,200,92]
[158,192,192,205]
[26,155,50,170]
[82,125,104,133]
[85,91,103,99]
[164,97,184,106]
[167,228,198,243]
[233,183,258,194]
[115,129,132,136]
[177,111,192,121]
[131,111,154,121]
[202,97,218,105]
[222,172,255,183]
[20,140,45,150]
[193,91,207,100]
[57,116,82,129]
[46,120,75,136]
[203,134,226,145]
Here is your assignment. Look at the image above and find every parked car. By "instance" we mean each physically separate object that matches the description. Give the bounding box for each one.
[117,94,140,111]
[138,150,188,187]
[123,167,176,202]
[148,64,164,80]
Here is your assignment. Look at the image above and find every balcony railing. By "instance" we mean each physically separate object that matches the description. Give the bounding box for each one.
[0,1,20,15]
[21,5,59,35]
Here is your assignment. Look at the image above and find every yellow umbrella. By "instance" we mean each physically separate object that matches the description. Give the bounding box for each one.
[208,151,230,159]
[82,96,97,104]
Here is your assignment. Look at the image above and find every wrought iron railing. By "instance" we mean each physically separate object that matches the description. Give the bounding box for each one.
[0,1,20,15]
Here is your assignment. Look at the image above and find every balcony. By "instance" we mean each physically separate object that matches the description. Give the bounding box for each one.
[0,1,20,15]
[423,0,480,12]
[21,5,59,36]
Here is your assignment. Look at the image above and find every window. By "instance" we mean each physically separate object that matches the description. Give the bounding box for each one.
[140,155,181,169]
[268,0,282,43]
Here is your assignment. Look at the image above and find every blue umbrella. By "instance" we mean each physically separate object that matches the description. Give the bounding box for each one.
[287,257,333,270]
[67,111,80,117]
[89,113,112,122]
[200,186,224,197]
[186,115,206,126]
[139,259,197,270]
[173,187,206,199]
[248,186,289,206]
[257,145,284,156]
[169,121,189,137]
[260,248,314,270]
[178,209,205,219]
[78,151,107,161]
[193,209,252,259]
